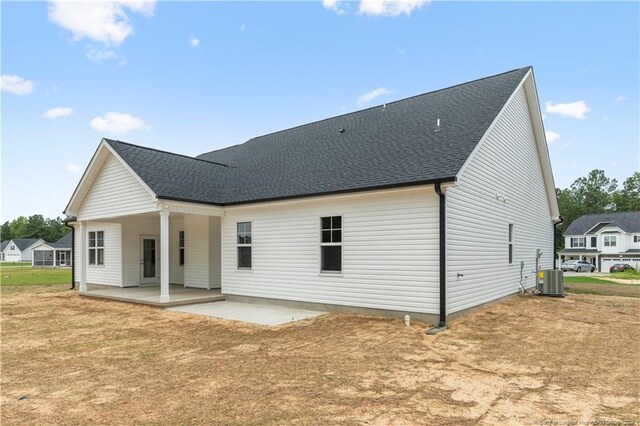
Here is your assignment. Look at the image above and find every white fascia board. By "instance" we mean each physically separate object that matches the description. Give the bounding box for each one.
[64,139,157,217]
[455,69,561,222]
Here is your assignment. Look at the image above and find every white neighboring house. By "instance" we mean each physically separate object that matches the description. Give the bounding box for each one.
[559,211,640,272]
[1,239,44,262]
[31,233,73,267]
[64,67,560,325]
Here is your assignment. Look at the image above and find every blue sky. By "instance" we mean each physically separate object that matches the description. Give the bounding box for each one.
[2,1,638,222]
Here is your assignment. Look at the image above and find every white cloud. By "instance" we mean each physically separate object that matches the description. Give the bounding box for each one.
[85,46,119,61]
[48,0,155,45]
[43,107,73,119]
[545,131,560,143]
[359,0,429,17]
[65,163,81,173]
[614,95,627,103]
[189,36,200,47]
[357,87,391,106]
[323,0,346,15]
[544,100,591,119]
[90,112,149,134]
[1,75,34,95]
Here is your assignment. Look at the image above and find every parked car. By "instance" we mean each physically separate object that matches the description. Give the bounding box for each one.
[609,263,635,273]
[561,260,595,272]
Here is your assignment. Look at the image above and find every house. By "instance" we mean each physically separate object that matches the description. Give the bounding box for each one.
[31,233,73,267]
[1,238,44,262]
[558,211,640,272]
[64,66,560,325]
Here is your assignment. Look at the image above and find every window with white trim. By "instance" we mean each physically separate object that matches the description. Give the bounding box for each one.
[604,235,617,247]
[570,237,586,248]
[590,236,597,247]
[237,222,252,269]
[179,231,185,266]
[88,231,104,266]
[321,216,342,273]
[508,224,513,264]
[634,235,639,243]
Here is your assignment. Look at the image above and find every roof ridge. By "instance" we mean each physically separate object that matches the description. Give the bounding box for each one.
[105,139,230,168]
[199,66,532,154]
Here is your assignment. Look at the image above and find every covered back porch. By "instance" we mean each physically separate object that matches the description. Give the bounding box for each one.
[73,200,224,304]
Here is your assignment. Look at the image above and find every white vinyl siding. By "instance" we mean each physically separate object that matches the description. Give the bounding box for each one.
[77,154,156,221]
[446,85,554,314]
[170,216,185,285]
[85,222,122,286]
[184,215,211,289]
[221,187,440,314]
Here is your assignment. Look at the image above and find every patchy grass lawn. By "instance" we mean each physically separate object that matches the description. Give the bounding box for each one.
[2,286,639,425]
[0,267,71,286]
[564,276,640,297]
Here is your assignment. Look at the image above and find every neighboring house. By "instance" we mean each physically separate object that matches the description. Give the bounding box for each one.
[31,233,73,267]
[0,241,8,261]
[559,211,640,272]
[1,238,44,262]
[64,66,560,324]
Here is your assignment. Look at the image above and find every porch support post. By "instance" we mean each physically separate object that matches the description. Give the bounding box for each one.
[52,249,56,267]
[160,210,170,302]
[79,221,87,292]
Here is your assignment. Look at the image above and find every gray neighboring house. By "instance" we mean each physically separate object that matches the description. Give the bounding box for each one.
[559,211,640,271]
[31,233,73,267]
[1,238,44,262]
[64,66,560,324]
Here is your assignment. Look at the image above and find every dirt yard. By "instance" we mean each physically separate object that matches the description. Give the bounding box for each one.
[2,286,639,425]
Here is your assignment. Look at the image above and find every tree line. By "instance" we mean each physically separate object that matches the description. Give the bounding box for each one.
[556,170,639,249]
[1,215,70,243]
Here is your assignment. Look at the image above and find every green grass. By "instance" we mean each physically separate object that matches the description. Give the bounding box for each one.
[563,276,640,286]
[0,267,71,286]
[611,270,640,279]
[0,261,32,268]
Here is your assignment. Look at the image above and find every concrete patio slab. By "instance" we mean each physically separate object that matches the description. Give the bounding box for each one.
[168,301,326,326]
[81,285,225,307]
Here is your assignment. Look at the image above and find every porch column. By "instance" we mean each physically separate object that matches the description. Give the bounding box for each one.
[79,221,87,292]
[52,249,56,267]
[160,210,170,302]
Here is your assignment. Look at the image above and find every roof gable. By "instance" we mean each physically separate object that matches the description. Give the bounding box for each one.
[4,239,44,251]
[565,212,640,235]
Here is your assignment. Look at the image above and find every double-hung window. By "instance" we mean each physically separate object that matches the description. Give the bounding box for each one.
[88,231,104,266]
[179,231,185,266]
[570,237,586,248]
[590,236,597,247]
[604,235,617,247]
[321,216,342,273]
[237,222,252,269]
[508,224,513,264]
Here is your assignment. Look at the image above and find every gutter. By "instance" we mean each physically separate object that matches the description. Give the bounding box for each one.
[553,216,564,269]
[427,182,447,335]
[63,217,76,290]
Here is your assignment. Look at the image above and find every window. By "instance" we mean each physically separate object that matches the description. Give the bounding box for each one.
[179,231,185,266]
[635,235,639,243]
[508,224,513,264]
[604,235,617,247]
[88,231,104,266]
[570,237,586,248]
[591,236,597,247]
[237,222,252,269]
[321,216,342,273]
[10,244,15,250]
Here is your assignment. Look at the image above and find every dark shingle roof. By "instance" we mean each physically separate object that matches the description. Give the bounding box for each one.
[107,67,531,205]
[557,249,600,254]
[564,212,640,235]
[50,232,72,249]
[0,241,8,251]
